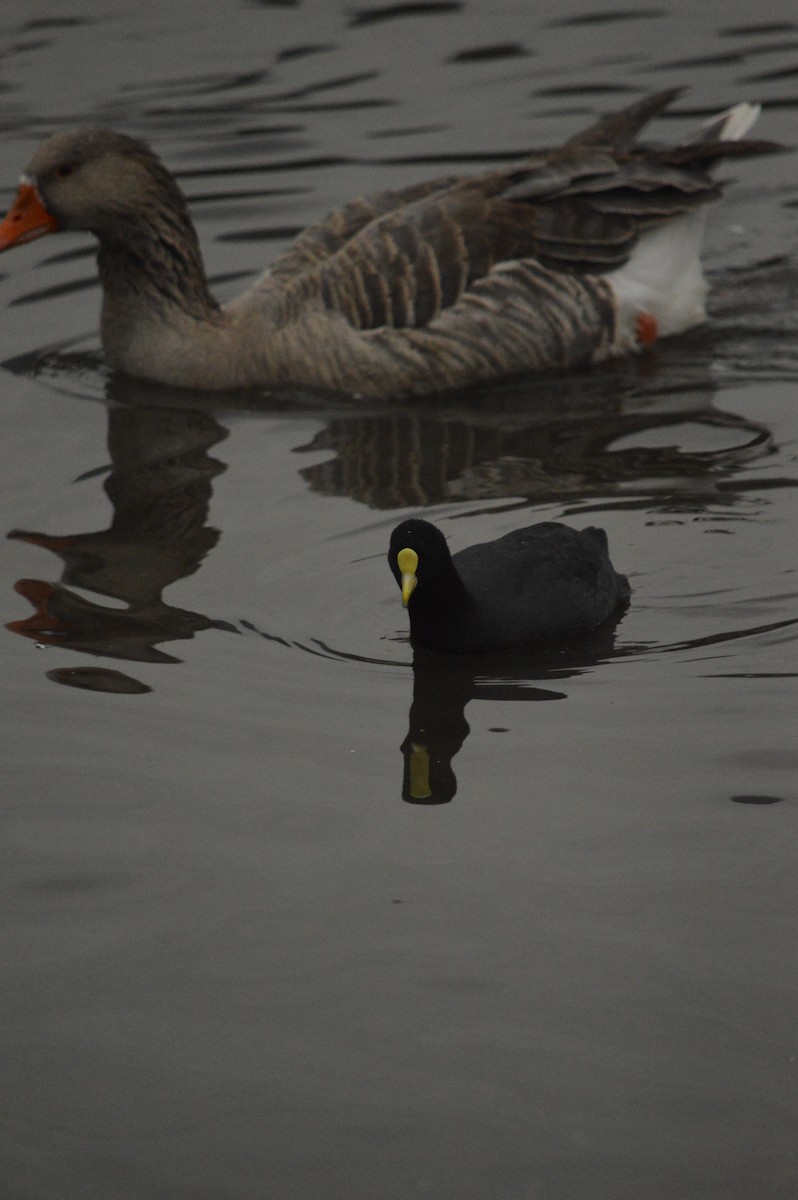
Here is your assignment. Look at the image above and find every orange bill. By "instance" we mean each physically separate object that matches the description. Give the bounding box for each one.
[0,182,58,251]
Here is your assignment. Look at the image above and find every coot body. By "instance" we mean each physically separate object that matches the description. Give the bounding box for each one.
[388,518,630,653]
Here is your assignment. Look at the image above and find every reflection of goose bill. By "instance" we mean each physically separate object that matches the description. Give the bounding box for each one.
[0,91,783,395]
[7,579,68,637]
[7,578,210,664]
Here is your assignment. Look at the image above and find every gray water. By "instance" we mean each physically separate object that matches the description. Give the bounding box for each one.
[1,2,797,1198]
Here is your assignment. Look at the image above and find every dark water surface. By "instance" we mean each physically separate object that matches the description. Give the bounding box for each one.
[1,2,797,1197]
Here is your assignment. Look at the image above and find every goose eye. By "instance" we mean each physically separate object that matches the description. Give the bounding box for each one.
[55,163,73,178]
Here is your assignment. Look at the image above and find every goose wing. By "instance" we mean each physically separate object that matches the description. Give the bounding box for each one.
[261,89,781,335]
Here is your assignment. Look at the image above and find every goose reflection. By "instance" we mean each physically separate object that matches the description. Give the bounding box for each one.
[399,616,627,806]
[7,378,230,687]
[295,362,773,510]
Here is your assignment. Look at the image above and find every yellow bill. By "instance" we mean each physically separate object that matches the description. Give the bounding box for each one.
[396,546,418,607]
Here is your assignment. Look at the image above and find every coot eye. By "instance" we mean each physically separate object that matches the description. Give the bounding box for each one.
[55,163,73,178]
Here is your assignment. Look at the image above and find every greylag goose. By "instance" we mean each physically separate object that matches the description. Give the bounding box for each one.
[388,518,630,652]
[0,89,781,397]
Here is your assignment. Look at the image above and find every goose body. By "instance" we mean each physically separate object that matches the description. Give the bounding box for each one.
[0,90,781,397]
[388,518,630,653]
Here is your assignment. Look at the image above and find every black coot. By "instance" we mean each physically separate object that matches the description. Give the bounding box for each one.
[388,518,630,653]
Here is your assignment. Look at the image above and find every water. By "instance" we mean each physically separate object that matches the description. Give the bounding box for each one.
[1,2,797,1197]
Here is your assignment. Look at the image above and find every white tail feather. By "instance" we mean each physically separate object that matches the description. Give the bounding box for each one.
[688,100,761,144]
[714,100,761,140]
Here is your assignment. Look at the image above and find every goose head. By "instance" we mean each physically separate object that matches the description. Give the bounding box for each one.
[0,127,195,252]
